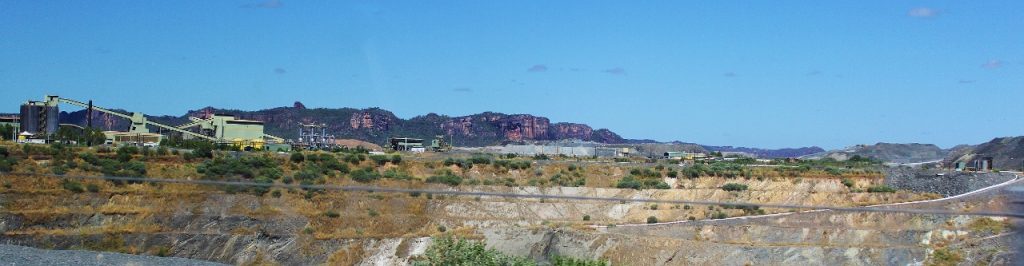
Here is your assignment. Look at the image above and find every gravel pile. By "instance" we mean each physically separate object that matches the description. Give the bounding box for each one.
[0,244,228,266]
[884,168,1018,196]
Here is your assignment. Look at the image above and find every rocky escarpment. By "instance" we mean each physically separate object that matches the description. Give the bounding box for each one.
[57,106,625,147]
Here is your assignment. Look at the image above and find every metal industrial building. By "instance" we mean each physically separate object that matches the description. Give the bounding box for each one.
[19,100,59,137]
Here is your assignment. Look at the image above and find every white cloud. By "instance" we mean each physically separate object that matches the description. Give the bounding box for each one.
[908,7,938,18]
[981,60,1003,69]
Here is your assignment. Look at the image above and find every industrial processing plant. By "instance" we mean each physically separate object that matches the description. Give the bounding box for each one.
[14,95,288,150]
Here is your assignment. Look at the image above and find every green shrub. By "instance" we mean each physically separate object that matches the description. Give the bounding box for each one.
[390,154,402,164]
[841,178,855,188]
[551,256,608,266]
[324,210,340,218]
[350,168,381,183]
[468,156,491,165]
[62,180,85,193]
[290,152,305,163]
[426,172,462,186]
[929,248,962,265]
[867,185,896,193]
[86,183,100,193]
[418,236,533,266]
[615,176,642,189]
[721,183,748,192]
[190,144,214,159]
[367,209,379,217]
[646,216,658,224]
[616,176,670,190]
[369,155,390,166]
[383,169,413,180]
[582,214,591,221]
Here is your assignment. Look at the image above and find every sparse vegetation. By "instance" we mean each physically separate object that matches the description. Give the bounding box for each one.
[867,185,896,193]
[415,235,534,266]
[615,176,670,190]
[550,256,609,266]
[967,217,1007,234]
[927,248,962,266]
[426,170,463,186]
[721,183,748,192]
[841,178,855,188]
[61,180,85,193]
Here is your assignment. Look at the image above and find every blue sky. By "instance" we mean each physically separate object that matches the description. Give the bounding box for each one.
[1,1,1021,149]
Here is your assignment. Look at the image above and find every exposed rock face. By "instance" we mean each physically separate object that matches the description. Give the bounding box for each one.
[498,115,549,141]
[349,110,392,131]
[550,123,591,141]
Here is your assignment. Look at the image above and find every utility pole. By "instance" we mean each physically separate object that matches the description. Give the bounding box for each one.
[86,100,93,146]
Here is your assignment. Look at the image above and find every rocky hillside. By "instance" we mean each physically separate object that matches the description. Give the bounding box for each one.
[944,136,1024,171]
[624,140,824,158]
[701,145,824,158]
[56,103,625,147]
[803,143,948,163]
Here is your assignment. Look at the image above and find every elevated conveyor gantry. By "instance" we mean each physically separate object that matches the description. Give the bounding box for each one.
[47,95,216,141]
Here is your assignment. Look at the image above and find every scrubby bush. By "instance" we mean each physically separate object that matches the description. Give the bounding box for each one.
[721,183,748,192]
[350,167,381,183]
[549,173,586,187]
[841,178,855,188]
[582,214,591,221]
[615,176,642,189]
[426,171,462,186]
[615,176,671,190]
[647,216,659,224]
[62,180,85,193]
[390,154,402,164]
[324,210,340,218]
[417,236,533,266]
[867,185,896,193]
[551,256,608,266]
[290,152,305,163]
[383,169,413,180]
[468,156,491,165]
[369,155,390,166]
